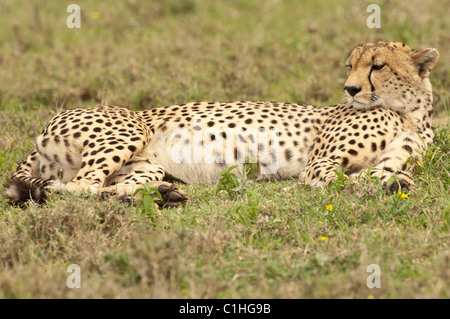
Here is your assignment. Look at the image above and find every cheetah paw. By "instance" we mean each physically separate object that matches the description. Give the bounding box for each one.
[101,182,189,208]
[385,178,415,194]
[153,183,189,208]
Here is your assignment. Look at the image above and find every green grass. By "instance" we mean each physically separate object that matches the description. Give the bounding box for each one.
[0,0,449,298]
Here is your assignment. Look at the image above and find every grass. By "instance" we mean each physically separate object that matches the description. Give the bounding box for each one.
[0,0,449,298]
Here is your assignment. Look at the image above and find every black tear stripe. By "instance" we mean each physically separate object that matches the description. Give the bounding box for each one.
[368,55,375,92]
[368,69,375,92]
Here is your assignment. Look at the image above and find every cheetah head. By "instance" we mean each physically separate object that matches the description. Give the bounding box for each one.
[344,41,439,113]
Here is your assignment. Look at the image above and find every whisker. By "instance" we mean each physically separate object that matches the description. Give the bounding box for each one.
[371,95,387,108]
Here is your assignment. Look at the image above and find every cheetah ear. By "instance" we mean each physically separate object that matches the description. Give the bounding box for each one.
[412,48,440,78]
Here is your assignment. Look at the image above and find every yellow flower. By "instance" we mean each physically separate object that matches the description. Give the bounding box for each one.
[92,11,101,19]
[222,243,226,247]
[384,196,388,201]
[318,221,323,224]
[326,204,332,211]
[400,193,408,199]
[367,295,375,299]
[321,236,328,241]
[252,65,259,73]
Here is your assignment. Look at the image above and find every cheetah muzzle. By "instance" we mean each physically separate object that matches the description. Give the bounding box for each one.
[3,41,439,206]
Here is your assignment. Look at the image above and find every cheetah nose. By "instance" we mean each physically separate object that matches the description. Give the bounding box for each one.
[344,86,361,97]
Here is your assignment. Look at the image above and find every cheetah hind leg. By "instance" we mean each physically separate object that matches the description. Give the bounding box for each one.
[99,182,188,208]
[97,156,188,208]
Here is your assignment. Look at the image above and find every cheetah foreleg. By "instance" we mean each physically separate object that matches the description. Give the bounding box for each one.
[369,131,427,193]
[299,158,344,187]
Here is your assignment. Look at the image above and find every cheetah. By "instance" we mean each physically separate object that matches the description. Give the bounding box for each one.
[3,41,440,207]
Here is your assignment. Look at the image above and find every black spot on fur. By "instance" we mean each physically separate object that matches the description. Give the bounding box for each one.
[402,145,413,153]
[371,143,377,152]
[342,157,349,167]
[41,138,49,147]
[128,145,137,152]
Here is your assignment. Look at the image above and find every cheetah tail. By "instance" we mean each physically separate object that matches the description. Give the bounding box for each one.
[3,177,50,205]
[3,150,51,205]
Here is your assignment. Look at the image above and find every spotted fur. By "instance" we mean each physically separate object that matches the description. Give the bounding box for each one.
[3,41,439,206]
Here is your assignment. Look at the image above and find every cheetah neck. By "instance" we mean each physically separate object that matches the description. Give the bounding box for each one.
[400,82,434,136]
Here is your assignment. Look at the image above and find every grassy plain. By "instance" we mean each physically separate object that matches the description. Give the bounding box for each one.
[0,0,449,298]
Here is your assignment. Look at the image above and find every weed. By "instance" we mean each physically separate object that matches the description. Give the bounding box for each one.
[328,165,349,192]
[131,183,162,216]
[216,157,259,199]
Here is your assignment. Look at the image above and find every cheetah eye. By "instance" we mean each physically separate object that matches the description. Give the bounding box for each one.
[372,63,386,71]
[345,64,352,70]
